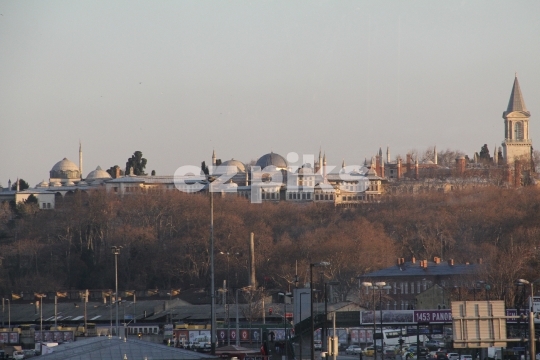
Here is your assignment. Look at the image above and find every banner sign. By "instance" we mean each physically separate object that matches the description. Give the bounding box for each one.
[360,310,452,325]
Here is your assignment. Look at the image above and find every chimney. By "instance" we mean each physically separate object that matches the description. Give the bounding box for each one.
[447,259,454,266]
[415,159,419,180]
[401,257,405,265]
[433,257,440,264]
[477,258,483,264]
[411,257,416,264]
[115,166,121,179]
[397,258,401,266]
[397,158,402,180]
[456,156,466,175]
[380,156,385,178]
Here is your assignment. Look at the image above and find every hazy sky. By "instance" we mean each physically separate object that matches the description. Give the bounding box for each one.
[1,1,539,186]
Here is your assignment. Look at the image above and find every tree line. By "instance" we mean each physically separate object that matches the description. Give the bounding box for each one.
[0,185,538,306]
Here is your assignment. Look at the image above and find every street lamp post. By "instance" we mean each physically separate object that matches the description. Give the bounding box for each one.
[323,281,340,353]
[111,245,122,338]
[517,279,535,360]
[310,261,330,360]
[362,282,391,360]
[38,294,47,342]
[279,292,293,360]
[209,176,216,355]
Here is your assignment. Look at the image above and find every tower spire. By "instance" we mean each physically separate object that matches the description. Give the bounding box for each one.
[506,75,528,114]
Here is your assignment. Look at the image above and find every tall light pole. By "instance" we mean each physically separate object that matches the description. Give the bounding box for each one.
[209,176,216,355]
[517,279,535,360]
[111,245,122,338]
[362,282,390,360]
[310,261,330,360]
[37,294,47,342]
[279,292,293,360]
[323,281,340,353]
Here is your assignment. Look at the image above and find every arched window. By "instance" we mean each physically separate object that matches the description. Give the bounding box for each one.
[514,122,524,140]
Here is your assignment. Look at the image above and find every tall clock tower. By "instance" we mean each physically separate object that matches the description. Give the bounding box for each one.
[502,75,532,165]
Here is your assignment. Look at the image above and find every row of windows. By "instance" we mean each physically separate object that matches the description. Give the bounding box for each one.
[41,203,52,209]
[288,193,312,200]
[315,194,334,201]
[365,281,433,295]
[341,195,364,201]
[127,326,159,335]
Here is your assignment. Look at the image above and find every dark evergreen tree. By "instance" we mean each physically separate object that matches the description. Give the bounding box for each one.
[125,151,147,175]
[479,144,491,162]
[201,161,209,175]
[11,179,29,191]
[25,194,38,204]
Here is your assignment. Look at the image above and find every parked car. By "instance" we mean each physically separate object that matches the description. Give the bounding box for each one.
[447,353,459,360]
[436,352,449,360]
[426,339,446,349]
[363,346,375,356]
[408,345,429,358]
[346,345,363,355]
[384,347,397,359]
[460,355,473,360]
[314,340,322,351]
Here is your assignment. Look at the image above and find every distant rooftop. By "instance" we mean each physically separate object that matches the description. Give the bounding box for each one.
[360,258,481,278]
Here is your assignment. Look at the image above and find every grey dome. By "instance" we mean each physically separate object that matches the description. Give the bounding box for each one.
[255,152,288,170]
[86,166,112,181]
[215,159,246,175]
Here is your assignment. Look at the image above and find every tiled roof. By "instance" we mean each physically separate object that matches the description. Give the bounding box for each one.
[361,260,480,278]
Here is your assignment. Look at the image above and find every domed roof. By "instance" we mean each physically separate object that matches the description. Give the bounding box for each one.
[86,166,112,181]
[36,180,49,188]
[255,152,288,170]
[51,158,79,172]
[50,158,80,180]
[215,159,246,175]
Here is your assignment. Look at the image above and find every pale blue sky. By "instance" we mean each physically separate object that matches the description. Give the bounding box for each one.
[1,1,539,186]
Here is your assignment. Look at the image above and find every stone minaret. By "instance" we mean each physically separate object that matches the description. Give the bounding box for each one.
[79,141,83,180]
[323,153,327,183]
[434,145,438,165]
[386,146,391,164]
[494,144,498,165]
[317,148,323,174]
[502,75,532,165]
[212,149,216,166]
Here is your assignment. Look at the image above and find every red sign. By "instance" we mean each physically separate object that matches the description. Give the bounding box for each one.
[285,312,293,319]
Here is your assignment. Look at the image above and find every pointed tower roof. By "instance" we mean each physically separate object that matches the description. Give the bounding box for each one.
[506,75,529,114]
